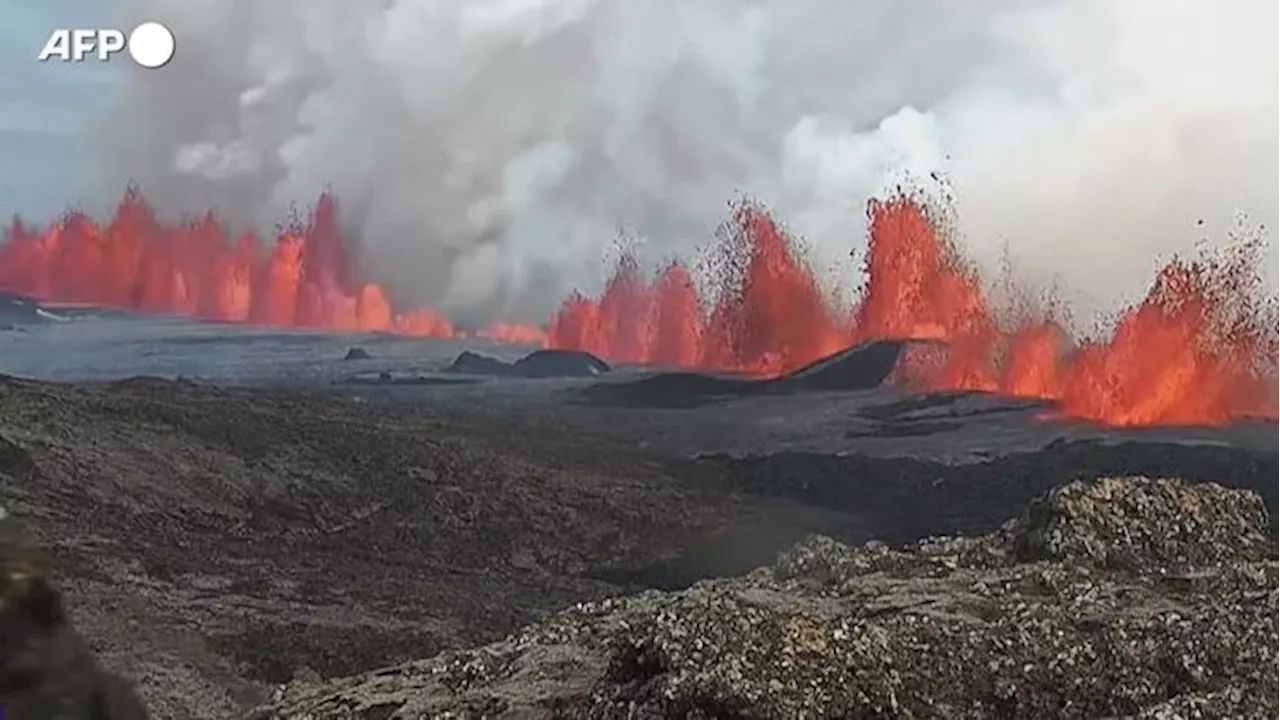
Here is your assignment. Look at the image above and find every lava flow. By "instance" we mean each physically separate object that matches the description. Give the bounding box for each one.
[0,188,538,342]
[546,198,1279,426]
[1,188,1276,427]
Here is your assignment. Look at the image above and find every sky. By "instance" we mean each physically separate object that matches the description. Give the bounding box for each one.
[0,0,120,221]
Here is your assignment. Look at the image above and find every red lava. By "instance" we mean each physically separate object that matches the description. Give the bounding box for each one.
[2,188,1275,427]
[547,198,1278,426]
[0,189,533,343]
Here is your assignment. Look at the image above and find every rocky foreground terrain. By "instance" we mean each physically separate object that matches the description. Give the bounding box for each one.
[248,476,1278,719]
[0,375,840,718]
[0,373,1275,718]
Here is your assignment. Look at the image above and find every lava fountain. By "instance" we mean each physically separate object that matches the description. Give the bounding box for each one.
[1,187,1275,427]
[0,188,534,342]
[546,198,1278,426]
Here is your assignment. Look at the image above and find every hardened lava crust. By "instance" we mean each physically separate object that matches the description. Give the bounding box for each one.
[0,370,1273,718]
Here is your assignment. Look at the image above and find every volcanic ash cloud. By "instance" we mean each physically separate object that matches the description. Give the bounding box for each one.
[92,0,1278,325]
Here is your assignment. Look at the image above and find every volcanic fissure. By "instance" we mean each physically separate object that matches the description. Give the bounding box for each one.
[1,189,1275,427]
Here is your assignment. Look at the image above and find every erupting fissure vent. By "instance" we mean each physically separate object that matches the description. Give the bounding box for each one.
[1,189,1275,427]
[545,198,1278,426]
[0,189,518,340]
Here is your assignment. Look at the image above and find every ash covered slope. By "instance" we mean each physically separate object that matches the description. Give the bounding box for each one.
[0,375,819,719]
[250,477,1278,719]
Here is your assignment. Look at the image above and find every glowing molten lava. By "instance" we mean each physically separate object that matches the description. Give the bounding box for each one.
[0,189,539,343]
[546,198,1278,426]
[1,188,1275,428]
[549,203,853,375]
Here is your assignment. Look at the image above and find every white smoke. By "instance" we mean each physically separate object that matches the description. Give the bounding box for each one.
[92,0,1279,326]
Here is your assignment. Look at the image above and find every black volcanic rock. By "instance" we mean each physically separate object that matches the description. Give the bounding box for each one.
[443,350,513,376]
[0,291,46,325]
[775,338,920,391]
[341,347,371,361]
[248,476,1278,719]
[582,340,918,408]
[444,349,611,378]
[510,349,610,378]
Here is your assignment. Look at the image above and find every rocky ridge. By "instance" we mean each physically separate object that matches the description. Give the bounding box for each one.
[248,476,1279,719]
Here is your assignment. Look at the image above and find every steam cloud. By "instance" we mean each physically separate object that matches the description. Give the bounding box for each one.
[93,0,1279,327]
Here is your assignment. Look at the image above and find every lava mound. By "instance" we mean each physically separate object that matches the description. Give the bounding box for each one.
[512,349,611,378]
[249,476,1278,719]
[443,349,611,378]
[582,339,926,408]
[444,350,517,376]
[774,338,925,391]
[0,291,48,328]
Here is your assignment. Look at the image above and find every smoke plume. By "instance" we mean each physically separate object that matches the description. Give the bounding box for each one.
[93,0,1279,327]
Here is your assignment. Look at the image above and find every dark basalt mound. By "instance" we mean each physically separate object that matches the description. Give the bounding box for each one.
[341,347,371,361]
[444,349,611,378]
[582,339,917,408]
[0,291,46,326]
[772,338,915,391]
[248,476,1278,719]
[443,350,515,376]
[511,349,611,378]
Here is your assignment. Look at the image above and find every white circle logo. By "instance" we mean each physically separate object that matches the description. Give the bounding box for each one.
[127,21,175,68]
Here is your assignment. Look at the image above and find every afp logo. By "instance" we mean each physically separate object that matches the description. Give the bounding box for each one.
[38,22,175,69]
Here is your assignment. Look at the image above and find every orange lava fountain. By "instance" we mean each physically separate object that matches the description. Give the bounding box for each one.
[0,188,539,343]
[2,188,1275,427]
[547,198,1278,426]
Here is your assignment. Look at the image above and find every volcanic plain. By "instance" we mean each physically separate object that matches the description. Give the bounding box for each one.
[0,306,1275,718]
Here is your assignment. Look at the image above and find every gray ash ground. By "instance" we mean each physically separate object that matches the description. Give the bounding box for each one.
[250,476,1278,719]
[0,304,1276,718]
